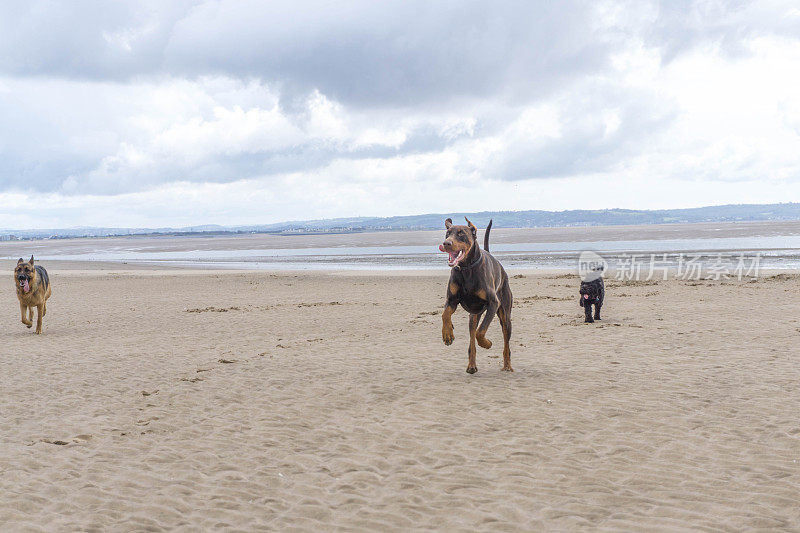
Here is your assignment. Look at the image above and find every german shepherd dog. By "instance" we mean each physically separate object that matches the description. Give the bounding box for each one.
[14,256,51,334]
[439,218,513,373]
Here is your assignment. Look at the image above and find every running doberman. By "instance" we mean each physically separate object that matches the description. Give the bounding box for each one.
[439,218,513,373]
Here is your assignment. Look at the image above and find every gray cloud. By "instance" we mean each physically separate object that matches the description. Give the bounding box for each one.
[3,1,794,106]
[163,0,615,107]
[0,1,190,80]
[1,1,614,106]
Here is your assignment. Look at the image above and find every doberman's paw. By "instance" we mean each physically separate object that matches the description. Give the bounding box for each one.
[35,328,42,334]
[466,366,477,374]
[476,334,492,349]
[442,326,454,345]
[502,365,514,372]
[584,319,594,323]
[23,321,32,328]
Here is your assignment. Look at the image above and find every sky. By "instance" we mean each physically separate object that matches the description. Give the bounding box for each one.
[1,0,800,229]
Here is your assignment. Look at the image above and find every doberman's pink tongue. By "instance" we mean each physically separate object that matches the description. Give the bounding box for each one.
[22,280,30,293]
[583,294,589,299]
[439,244,445,252]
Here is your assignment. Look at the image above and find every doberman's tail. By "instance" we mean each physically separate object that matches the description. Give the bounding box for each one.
[484,219,493,252]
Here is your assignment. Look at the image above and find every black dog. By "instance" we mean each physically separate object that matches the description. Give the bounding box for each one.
[579,275,604,323]
[440,218,513,373]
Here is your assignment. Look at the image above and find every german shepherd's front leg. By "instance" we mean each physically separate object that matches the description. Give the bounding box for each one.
[20,302,32,328]
[442,282,459,345]
[35,304,44,334]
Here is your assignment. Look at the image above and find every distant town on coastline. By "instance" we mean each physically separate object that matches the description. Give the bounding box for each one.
[3,203,800,241]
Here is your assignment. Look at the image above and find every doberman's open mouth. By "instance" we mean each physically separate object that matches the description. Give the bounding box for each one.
[439,245,465,267]
[19,279,30,293]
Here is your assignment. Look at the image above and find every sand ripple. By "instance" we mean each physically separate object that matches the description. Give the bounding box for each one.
[1,268,799,530]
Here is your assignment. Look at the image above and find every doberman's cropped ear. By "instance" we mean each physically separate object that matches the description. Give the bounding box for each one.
[29,255,34,265]
[445,218,453,229]
[17,258,24,265]
[464,217,477,237]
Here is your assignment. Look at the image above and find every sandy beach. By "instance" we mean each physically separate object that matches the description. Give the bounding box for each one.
[7,0,800,528]
[2,263,799,530]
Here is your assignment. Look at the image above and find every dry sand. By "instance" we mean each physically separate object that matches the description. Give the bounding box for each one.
[2,264,800,530]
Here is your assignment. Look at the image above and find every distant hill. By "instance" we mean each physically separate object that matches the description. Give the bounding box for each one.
[3,203,800,240]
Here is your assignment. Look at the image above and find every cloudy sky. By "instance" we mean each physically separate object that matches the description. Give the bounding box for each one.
[1,0,799,229]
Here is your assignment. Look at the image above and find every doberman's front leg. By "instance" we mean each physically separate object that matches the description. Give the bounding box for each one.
[467,313,479,374]
[20,302,32,328]
[584,301,594,323]
[442,282,458,345]
[594,302,601,321]
[476,292,498,349]
[442,304,456,345]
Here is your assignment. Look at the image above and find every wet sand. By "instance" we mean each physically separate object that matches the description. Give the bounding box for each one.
[2,265,799,530]
[4,219,800,258]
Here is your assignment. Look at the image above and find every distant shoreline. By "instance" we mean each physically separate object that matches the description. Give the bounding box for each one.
[4,202,800,241]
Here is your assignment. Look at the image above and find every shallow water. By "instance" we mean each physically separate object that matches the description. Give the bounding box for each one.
[4,234,800,271]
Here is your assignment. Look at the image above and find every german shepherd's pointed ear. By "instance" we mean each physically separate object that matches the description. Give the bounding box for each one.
[464,217,477,238]
[17,258,24,265]
[29,255,35,265]
[445,218,453,229]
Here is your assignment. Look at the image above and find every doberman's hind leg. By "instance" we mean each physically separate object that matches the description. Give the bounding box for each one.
[467,313,479,374]
[21,303,32,328]
[476,332,493,349]
[476,293,496,350]
[594,302,601,321]
[497,304,513,372]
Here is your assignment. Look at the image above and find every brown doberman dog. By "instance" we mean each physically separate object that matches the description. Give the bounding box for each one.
[439,217,513,373]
